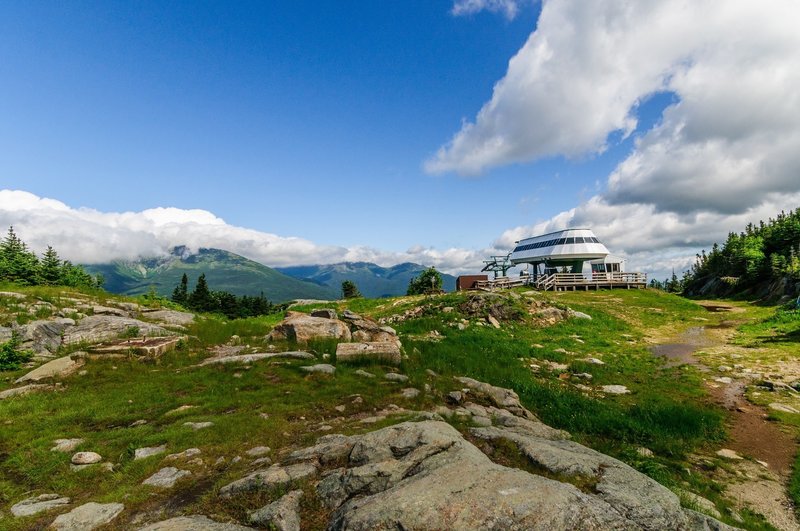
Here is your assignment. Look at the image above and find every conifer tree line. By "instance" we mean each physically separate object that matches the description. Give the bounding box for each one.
[683,208,800,293]
[171,272,281,319]
[0,227,102,288]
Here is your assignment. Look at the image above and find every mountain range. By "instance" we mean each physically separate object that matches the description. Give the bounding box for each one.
[84,248,456,302]
[277,262,457,299]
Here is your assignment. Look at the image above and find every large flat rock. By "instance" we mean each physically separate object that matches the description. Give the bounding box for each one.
[138,515,254,530]
[63,315,170,345]
[50,501,124,530]
[15,355,84,383]
[267,312,351,344]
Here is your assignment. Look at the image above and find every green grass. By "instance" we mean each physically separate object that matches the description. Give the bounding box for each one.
[0,285,776,530]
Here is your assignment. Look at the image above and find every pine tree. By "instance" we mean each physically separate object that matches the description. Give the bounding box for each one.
[188,273,212,312]
[172,273,189,305]
[0,226,39,285]
[39,246,62,285]
[407,267,443,295]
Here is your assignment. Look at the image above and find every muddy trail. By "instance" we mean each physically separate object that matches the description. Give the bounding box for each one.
[652,303,799,529]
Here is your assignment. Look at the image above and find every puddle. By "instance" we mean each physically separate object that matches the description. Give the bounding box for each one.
[649,327,712,368]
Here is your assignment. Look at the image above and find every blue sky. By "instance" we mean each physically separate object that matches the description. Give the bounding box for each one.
[2,1,799,279]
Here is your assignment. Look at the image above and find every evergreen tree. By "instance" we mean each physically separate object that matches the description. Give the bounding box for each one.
[172,273,189,305]
[341,280,362,299]
[39,246,62,285]
[0,226,39,285]
[189,273,213,312]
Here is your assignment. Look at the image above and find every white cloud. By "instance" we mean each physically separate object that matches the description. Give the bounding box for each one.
[431,0,800,279]
[0,190,486,275]
[451,0,523,20]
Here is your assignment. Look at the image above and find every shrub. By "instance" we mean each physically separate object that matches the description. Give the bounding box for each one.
[0,332,33,370]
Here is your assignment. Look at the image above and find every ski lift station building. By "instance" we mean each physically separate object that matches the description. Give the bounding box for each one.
[509,228,622,276]
[470,228,647,291]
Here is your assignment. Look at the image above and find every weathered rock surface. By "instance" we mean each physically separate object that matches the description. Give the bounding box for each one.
[184,421,214,430]
[336,342,401,365]
[138,515,254,530]
[311,309,338,319]
[63,315,170,345]
[143,466,191,488]
[50,501,124,530]
[71,451,102,465]
[141,309,196,326]
[219,462,317,497]
[268,312,351,343]
[303,420,734,530]
[200,351,314,366]
[301,363,336,374]
[384,372,408,382]
[0,383,53,400]
[89,336,184,358]
[51,438,84,452]
[10,493,70,517]
[134,445,167,460]
[248,490,303,530]
[15,318,74,356]
[166,448,201,460]
[601,385,631,395]
[16,355,84,383]
[455,376,537,419]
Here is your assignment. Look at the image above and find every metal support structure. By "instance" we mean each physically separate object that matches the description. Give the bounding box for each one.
[481,254,513,279]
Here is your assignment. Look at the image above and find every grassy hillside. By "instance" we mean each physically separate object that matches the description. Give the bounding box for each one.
[1,284,794,529]
[84,248,337,302]
[276,261,457,298]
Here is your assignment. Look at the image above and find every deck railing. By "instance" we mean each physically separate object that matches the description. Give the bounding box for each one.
[474,271,647,292]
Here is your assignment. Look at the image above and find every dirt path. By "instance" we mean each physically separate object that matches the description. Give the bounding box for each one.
[651,303,799,529]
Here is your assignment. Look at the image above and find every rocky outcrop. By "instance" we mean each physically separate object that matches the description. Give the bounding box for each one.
[248,490,303,530]
[455,376,538,420]
[50,501,124,530]
[63,315,170,345]
[268,312,351,343]
[297,420,732,530]
[16,354,84,383]
[335,342,401,365]
[10,493,70,517]
[142,467,191,488]
[141,309,196,327]
[219,462,317,497]
[15,318,75,357]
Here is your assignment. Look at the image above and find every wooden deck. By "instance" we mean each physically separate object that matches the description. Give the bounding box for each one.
[474,272,647,292]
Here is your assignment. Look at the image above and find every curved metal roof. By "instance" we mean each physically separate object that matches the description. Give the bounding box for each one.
[509,228,609,265]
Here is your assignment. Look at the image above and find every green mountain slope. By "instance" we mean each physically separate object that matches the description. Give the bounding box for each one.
[276,261,457,298]
[84,247,337,302]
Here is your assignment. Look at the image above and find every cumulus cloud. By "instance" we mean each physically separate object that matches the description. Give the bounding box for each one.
[451,0,523,20]
[0,190,487,274]
[432,0,800,278]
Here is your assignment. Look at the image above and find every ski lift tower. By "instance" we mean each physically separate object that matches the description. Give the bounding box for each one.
[481,254,513,279]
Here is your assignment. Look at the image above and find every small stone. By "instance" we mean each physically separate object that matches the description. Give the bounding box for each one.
[446,391,464,404]
[384,372,409,383]
[600,385,630,395]
[10,493,70,517]
[134,445,167,460]
[352,396,363,404]
[354,369,376,378]
[249,489,303,530]
[50,502,124,530]
[143,467,191,488]
[713,377,732,384]
[51,438,84,452]
[487,315,501,328]
[401,388,420,399]
[232,456,242,464]
[716,448,743,460]
[71,451,102,465]
[582,357,605,365]
[572,372,593,380]
[637,447,654,457]
[259,412,270,419]
[183,421,214,430]
[129,419,148,427]
[246,446,271,457]
[718,365,732,372]
[426,369,439,377]
[165,448,201,460]
[300,364,336,374]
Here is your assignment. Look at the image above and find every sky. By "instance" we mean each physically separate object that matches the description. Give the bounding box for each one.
[2,0,799,281]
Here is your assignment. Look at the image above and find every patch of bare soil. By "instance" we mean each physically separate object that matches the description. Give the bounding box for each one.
[653,316,800,529]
